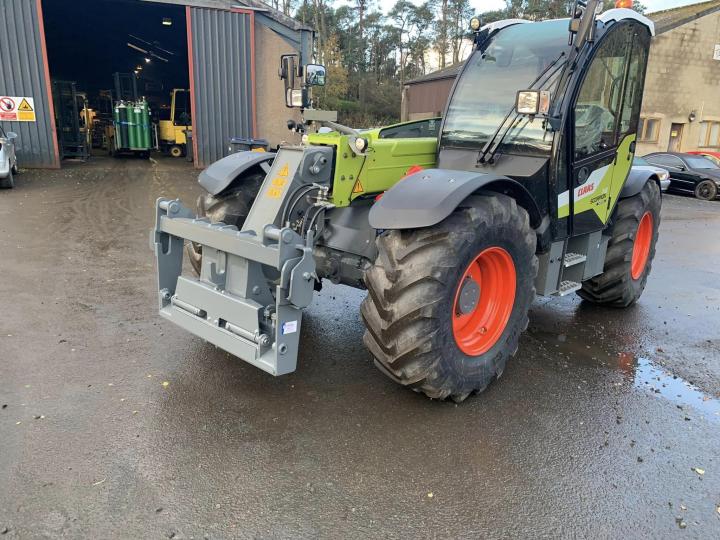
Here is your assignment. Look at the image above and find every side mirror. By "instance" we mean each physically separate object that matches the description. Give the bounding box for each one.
[516,90,550,116]
[279,54,298,95]
[7,131,17,140]
[305,64,326,87]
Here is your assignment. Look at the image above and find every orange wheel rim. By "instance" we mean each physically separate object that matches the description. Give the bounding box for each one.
[631,211,653,280]
[452,247,516,356]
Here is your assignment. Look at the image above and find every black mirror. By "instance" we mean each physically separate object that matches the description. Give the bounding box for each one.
[305,64,326,87]
[279,54,298,95]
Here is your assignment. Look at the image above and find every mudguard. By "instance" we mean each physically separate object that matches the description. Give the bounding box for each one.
[619,167,658,199]
[199,151,275,195]
[369,168,540,229]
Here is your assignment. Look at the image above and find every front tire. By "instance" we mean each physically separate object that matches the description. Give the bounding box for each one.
[694,180,717,201]
[170,145,183,158]
[361,194,537,402]
[187,171,265,274]
[578,180,661,307]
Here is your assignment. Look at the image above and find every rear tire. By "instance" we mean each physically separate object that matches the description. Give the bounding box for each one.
[170,145,183,158]
[187,171,265,274]
[578,180,661,307]
[361,194,537,402]
[694,180,717,201]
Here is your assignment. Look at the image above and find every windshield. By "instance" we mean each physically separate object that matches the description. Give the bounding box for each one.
[441,20,571,155]
[633,157,649,166]
[686,156,719,169]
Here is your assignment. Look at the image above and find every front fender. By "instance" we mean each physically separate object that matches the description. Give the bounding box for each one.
[199,151,275,195]
[620,167,658,199]
[369,168,539,229]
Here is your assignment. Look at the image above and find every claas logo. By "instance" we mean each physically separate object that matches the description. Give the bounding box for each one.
[578,183,595,197]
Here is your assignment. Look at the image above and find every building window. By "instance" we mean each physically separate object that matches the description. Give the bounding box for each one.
[638,117,660,142]
[699,121,720,148]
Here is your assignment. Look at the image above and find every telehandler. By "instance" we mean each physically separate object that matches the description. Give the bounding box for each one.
[153,2,661,401]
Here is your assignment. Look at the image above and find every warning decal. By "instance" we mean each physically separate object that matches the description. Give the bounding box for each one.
[0,96,36,122]
[352,179,364,193]
[278,164,289,177]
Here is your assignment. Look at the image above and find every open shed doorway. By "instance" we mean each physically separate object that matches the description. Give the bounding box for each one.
[41,0,190,163]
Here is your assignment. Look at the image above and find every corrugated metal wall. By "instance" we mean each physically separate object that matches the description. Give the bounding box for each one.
[190,7,254,167]
[0,0,58,168]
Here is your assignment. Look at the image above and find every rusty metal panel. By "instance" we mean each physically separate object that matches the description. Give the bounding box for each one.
[0,0,58,168]
[190,7,253,167]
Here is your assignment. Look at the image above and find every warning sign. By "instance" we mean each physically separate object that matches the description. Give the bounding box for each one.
[352,179,364,193]
[0,96,36,122]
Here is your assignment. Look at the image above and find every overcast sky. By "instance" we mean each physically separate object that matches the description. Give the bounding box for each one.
[333,0,701,16]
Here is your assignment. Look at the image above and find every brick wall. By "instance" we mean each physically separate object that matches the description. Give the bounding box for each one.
[637,11,720,155]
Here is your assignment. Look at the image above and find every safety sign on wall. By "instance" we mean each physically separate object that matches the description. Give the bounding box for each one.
[0,96,36,122]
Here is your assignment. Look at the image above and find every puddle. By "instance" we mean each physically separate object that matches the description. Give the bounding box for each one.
[633,357,720,421]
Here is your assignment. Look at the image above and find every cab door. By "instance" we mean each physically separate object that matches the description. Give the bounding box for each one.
[568,23,646,235]
[609,24,651,214]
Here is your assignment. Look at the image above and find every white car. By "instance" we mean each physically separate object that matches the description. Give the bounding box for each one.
[633,156,670,192]
[0,125,19,189]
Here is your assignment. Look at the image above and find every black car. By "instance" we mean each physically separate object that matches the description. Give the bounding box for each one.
[643,152,720,201]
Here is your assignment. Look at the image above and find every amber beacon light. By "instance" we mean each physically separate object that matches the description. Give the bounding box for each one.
[615,0,633,8]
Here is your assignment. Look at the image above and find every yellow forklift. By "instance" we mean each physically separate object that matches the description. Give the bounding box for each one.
[158,88,191,157]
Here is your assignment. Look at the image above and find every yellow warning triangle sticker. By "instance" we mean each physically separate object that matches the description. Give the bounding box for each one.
[352,179,364,193]
[278,164,289,177]
[18,98,33,112]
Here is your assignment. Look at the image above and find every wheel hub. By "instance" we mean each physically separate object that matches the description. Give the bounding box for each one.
[456,277,480,315]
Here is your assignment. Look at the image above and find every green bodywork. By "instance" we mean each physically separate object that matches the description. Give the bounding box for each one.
[305,120,439,207]
[558,134,635,223]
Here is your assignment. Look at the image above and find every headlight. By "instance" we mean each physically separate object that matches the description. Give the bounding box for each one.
[470,17,481,31]
[354,137,368,152]
[658,171,669,180]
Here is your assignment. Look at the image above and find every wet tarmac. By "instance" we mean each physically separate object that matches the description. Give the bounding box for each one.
[1,156,719,538]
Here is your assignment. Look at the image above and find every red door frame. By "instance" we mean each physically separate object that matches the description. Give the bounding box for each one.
[35,0,61,168]
[185,6,199,166]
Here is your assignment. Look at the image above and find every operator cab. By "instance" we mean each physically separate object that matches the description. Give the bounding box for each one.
[438,7,654,240]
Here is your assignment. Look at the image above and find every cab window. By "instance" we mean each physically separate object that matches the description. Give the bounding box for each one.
[379,118,440,139]
[618,29,649,141]
[573,26,632,160]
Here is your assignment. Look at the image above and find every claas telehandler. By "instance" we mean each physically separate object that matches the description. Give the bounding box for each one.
[152,2,661,401]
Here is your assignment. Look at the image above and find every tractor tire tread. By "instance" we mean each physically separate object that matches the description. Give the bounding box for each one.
[578,180,661,307]
[361,194,537,402]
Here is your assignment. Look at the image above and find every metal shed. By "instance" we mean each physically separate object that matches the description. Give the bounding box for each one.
[0,0,313,169]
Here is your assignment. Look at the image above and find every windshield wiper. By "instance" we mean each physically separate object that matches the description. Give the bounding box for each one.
[478,52,567,164]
